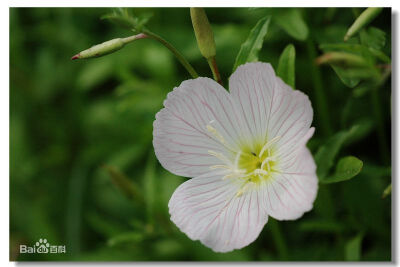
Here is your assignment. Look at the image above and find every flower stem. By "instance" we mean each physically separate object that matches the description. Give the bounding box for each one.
[370,86,390,164]
[306,39,333,137]
[143,30,199,79]
[207,56,223,85]
[269,218,289,260]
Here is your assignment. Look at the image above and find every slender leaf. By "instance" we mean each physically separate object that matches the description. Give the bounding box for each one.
[232,16,270,71]
[320,156,363,184]
[101,8,138,30]
[101,8,152,32]
[319,43,390,63]
[318,43,384,87]
[274,9,309,41]
[277,44,296,88]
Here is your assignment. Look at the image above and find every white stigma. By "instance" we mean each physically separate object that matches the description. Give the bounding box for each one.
[259,135,281,158]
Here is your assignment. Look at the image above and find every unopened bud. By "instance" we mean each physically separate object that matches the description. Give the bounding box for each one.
[190,8,216,59]
[71,33,147,60]
[315,52,368,68]
[72,38,125,60]
[344,7,383,41]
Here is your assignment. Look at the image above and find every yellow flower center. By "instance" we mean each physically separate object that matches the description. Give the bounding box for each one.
[206,122,280,196]
[237,145,278,183]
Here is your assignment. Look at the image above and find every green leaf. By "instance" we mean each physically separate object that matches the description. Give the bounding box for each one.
[101,8,152,32]
[360,27,386,51]
[365,47,391,63]
[345,233,364,261]
[319,43,390,63]
[315,124,365,179]
[318,43,384,87]
[274,9,309,41]
[331,65,361,88]
[277,44,296,88]
[315,130,351,179]
[316,50,380,88]
[330,63,381,88]
[232,16,270,72]
[320,156,363,184]
[101,8,138,30]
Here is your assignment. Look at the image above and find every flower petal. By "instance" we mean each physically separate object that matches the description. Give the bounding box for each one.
[229,62,277,145]
[229,62,313,156]
[271,78,314,159]
[169,171,268,252]
[261,147,318,220]
[153,77,247,177]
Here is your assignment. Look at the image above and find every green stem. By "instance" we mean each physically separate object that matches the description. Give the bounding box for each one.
[269,219,289,260]
[369,66,391,165]
[307,39,333,137]
[143,30,199,79]
[144,153,156,228]
[207,56,223,85]
[370,87,390,164]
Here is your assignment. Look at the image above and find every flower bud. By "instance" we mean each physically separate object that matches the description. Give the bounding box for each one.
[72,33,148,60]
[190,8,216,59]
[344,7,383,41]
[315,52,368,68]
[71,38,126,60]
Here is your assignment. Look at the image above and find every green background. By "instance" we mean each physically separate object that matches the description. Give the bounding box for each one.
[10,7,391,261]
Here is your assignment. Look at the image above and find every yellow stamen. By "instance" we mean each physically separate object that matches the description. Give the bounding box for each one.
[208,150,232,166]
[206,124,226,145]
[222,169,246,180]
[234,151,242,168]
[236,182,252,197]
[209,165,231,170]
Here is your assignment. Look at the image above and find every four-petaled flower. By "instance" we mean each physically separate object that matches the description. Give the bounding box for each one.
[153,62,318,252]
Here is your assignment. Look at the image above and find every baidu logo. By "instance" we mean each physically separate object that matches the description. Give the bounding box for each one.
[20,238,66,254]
[35,238,50,253]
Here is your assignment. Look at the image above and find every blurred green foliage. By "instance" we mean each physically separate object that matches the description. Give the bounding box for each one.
[10,7,391,261]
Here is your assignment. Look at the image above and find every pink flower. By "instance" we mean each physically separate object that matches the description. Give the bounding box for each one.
[153,62,318,252]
